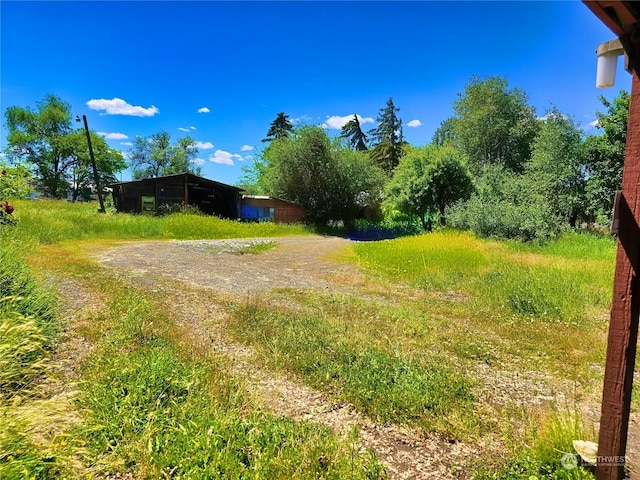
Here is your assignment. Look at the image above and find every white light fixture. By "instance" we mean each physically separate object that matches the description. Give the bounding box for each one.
[596,38,626,88]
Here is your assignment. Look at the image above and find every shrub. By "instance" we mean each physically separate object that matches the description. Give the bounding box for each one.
[347,219,422,241]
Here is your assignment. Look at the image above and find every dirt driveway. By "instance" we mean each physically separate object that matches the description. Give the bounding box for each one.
[90,235,639,480]
[98,236,365,296]
[94,235,477,479]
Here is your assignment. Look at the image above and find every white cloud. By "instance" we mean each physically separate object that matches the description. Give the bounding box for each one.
[191,158,206,166]
[119,150,130,159]
[589,120,599,127]
[322,114,374,130]
[190,126,196,130]
[120,142,133,146]
[198,107,210,113]
[209,150,242,166]
[87,98,159,117]
[0,153,5,158]
[407,119,423,128]
[196,141,214,150]
[97,131,129,140]
[244,155,253,161]
[209,150,234,165]
[178,127,190,132]
[292,115,312,124]
[240,145,254,152]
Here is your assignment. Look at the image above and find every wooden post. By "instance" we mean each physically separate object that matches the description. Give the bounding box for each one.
[596,71,640,480]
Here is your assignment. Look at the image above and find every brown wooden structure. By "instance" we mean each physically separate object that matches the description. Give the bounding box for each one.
[241,195,305,223]
[584,2,640,479]
[110,173,243,218]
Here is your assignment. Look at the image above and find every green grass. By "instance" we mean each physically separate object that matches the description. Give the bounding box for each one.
[10,199,309,245]
[352,229,614,325]
[75,283,386,479]
[475,409,595,479]
[2,199,389,478]
[226,296,477,439]
[0,202,621,478]
[0,234,68,478]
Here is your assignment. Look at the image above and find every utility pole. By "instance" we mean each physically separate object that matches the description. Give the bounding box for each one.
[77,115,106,213]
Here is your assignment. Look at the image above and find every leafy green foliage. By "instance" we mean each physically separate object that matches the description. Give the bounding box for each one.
[258,126,385,225]
[449,165,562,242]
[385,144,473,228]
[5,94,74,198]
[4,94,126,199]
[431,117,458,147]
[0,164,32,200]
[584,90,629,225]
[66,130,127,201]
[526,108,587,227]
[453,76,538,174]
[130,131,200,179]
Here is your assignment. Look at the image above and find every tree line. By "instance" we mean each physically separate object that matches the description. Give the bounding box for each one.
[3,94,202,201]
[242,76,628,240]
[3,77,628,241]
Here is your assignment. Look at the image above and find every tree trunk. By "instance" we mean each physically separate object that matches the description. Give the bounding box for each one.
[439,204,446,226]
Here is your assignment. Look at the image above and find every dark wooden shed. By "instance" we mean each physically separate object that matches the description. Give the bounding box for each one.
[110,173,244,218]
[241,195,305,223]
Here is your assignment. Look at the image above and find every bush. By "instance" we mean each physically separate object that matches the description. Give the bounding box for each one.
[448,166,564,242]
[347,219,422,241]
[156,201,203,216]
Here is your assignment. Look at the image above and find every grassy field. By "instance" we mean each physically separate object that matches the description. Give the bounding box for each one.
[1,199,620,479]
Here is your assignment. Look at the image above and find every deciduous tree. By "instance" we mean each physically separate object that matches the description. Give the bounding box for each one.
[584,90,629,224]
[5,94,74,197]
[130,132,200,179]
[526,107,587,227]
[5,94,127,199]
[258,126,385,225]
[385,144,473,229]
[453,76,538,174]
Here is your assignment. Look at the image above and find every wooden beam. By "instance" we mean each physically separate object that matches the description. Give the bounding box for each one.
[584,1,637,37]
[596,70,640,480]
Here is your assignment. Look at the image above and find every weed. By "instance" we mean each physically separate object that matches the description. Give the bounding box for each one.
[73,280,386,478]
[227,299,477,438]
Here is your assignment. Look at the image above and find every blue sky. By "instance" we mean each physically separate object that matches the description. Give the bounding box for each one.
[0,1,632,186]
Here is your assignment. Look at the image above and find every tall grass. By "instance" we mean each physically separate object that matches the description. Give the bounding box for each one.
[475,409,595,479]
[352,229,615,325]
[0,234,66,478]
[11,199,309,245]
[76,286,386,479]
[226,297,477,439]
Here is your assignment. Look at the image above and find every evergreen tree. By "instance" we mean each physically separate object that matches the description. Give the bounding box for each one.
[369,98,404,174]
[262,112,294,143]
[341,115,368,150]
